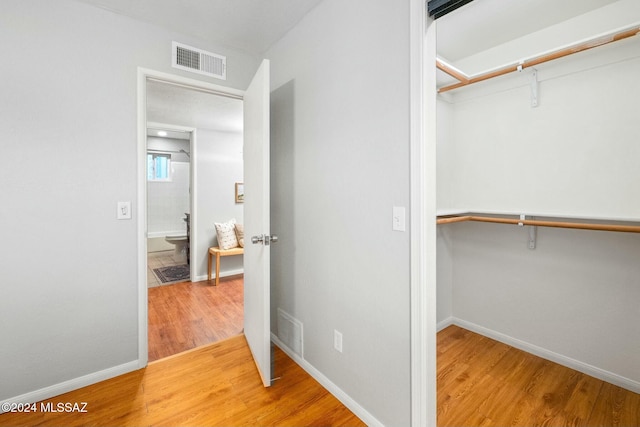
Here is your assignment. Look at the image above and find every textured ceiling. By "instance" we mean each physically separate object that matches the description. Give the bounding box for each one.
[146,80,243,133]
[73,0,324,55]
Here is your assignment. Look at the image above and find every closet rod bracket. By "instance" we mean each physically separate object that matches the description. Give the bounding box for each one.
[528,217,537,250]
[530,68,539,108]
[520,214,537,249]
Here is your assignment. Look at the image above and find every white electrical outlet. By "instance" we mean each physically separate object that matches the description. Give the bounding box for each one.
[334,330,343,353]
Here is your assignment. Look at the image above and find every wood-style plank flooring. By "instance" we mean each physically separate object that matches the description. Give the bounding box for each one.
[148,276,244,361]
[438,325,640,426]
[0,335,365,427]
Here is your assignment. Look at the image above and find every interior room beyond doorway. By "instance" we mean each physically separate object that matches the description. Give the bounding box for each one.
[145,79,245,361]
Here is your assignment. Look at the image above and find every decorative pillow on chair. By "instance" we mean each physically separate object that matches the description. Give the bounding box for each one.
[235,223,244,247]
[214,219,238,250]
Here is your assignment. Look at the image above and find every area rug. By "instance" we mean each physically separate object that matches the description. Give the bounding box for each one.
[153,264,189,283]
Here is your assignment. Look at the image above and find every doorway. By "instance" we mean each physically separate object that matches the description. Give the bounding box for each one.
[137,61,273,388]
[146,125,193,287]
[143,77,246,362]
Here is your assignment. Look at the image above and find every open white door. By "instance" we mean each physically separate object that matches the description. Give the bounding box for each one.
[243,59,272,387]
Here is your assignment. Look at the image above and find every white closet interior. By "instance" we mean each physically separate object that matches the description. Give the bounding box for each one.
[435,0,640,393]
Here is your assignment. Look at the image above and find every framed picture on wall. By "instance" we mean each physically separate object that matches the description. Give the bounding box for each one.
[235,182,244,203]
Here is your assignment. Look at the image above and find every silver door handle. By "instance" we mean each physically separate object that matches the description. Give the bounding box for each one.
[251,234,278,245]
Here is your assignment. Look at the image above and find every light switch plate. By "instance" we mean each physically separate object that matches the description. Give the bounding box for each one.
[117,201,131,220]
[393,206,406,231]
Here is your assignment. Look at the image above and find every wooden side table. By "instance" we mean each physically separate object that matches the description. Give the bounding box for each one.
[208,246,244,286]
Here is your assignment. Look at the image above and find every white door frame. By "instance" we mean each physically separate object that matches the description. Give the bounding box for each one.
[409,0,436,426]
[136,68,244,367]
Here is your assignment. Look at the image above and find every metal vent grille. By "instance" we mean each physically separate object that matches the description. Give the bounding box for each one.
[277,308,303,358]
[176,45,200,70]
[172,42,226,80]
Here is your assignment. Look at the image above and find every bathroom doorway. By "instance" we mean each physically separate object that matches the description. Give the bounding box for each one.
[146,125,193,287]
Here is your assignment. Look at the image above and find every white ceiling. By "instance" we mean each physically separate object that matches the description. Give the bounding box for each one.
[75,0,622,60]
[146,80,243,133]
[74,0,323,55]
[78,0,625,132]
[75,0,322,135]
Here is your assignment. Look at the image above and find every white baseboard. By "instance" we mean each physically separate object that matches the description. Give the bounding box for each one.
[452,317,640,394]
[271,333,384,427]
[437,316,454,332]
[192,268,243,283]
[147,231,185,239]
[0,360,140,414]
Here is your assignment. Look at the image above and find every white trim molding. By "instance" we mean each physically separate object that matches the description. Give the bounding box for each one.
[452,318,640,394]
[437,316,454,332]
[191,268,244,284]
[137,67,246,370]
[0,361,139,414]
[271,334,384,427]
[410,2,436,426]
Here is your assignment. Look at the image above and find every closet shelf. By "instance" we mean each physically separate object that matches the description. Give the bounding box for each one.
[437,24,640,93]
[436,214,640,234]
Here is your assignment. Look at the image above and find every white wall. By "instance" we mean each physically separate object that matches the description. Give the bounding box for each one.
[450,222,640,388]
[435,99,455,211]
[441,3,640,219]
[0,0,258,402]
[147,137,190,237]
[436,99,454,327]
[194,129,244,280]
[436,228,453,328]
[436,1,640,391]
[446,41,640,219]
[146,97,245,281]
[267,0,412,425]
[148,161,189,235]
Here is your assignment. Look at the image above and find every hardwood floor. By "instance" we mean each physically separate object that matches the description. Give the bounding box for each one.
[437,325,640,426]
[148,276,244,362]
[7,287,635,426]
[0,335,365,427]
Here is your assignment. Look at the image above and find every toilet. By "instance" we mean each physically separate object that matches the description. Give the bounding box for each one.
[165,235,189,262]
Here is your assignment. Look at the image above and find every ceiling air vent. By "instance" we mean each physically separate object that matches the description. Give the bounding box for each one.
[172,42,226,80]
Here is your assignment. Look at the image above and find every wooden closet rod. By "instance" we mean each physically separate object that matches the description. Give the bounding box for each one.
[436,215,640,233]
[435,58,470,84]
[437,25,640,93]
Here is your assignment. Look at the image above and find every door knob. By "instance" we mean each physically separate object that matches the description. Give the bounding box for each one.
[251,234,278,245]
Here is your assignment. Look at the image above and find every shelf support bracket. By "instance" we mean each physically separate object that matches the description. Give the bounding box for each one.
[528,220,537,250]
[519,214,537,249]
[530,68,539,108]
